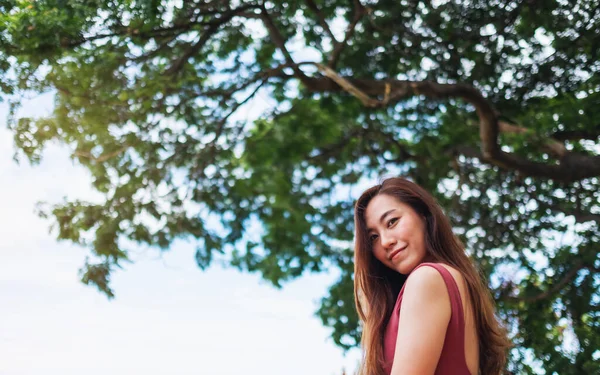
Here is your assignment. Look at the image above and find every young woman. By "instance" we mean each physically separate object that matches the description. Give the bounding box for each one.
[353,177,511,375]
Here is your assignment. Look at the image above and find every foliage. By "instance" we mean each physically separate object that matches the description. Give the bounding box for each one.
[2,0,599,372]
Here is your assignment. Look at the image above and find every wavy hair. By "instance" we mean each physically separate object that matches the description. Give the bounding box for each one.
[353,177,510,375]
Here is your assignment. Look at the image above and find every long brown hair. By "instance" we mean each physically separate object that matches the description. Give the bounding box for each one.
[353,177,511,375]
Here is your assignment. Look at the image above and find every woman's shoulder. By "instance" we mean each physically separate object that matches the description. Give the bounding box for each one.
[410,262,471,312]
[414,262,464,279]
[401,263,453,322]
[403,263,450,297]
[408,262,467,291]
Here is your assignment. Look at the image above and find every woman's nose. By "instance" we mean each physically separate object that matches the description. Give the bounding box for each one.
[380,233,396,249]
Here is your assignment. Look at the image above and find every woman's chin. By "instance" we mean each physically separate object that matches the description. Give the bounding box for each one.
[395,257,423,275]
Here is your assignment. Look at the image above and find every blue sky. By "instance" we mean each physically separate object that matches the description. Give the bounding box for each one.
[0,93,362,375]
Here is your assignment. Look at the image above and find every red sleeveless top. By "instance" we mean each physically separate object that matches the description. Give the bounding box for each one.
[383,262,472,375]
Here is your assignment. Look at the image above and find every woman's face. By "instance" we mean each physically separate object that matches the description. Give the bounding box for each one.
[364,194,428,275]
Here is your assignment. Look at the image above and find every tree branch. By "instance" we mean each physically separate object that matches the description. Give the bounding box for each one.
[211,79,269,127]
[489,120,567,158]
[328,0,365,68]
[74,145,129,163]
[198,63,291,104]
[166,4,258,75]
[552,126,600,142]
[523,263,587,303]
[62,19,215,49]
[308,127,366,162]
[304,0,338,44]
[298,72,600,182]
[259,5,310,84]
[452,144,600,182]
[187,76,272,182]
[133,34,180,62]
[307,63,381,106]
[536,200,600,226]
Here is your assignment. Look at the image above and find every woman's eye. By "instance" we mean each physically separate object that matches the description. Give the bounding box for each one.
[387,217,398,227]
[369,234,378,242]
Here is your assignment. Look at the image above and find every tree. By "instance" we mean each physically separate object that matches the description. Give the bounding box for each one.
[2,0,599,373]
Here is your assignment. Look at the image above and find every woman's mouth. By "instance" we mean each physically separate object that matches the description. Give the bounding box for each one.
[389,245,407,260]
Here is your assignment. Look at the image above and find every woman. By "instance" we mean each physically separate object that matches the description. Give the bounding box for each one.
[353,177,511,375]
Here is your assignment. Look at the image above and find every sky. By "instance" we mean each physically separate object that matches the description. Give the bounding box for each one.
[0,93,362,375]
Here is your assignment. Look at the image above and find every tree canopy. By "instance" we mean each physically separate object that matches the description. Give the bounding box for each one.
[2,0,599,373]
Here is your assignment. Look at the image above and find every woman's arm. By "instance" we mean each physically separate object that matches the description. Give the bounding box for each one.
[390,265,452,375]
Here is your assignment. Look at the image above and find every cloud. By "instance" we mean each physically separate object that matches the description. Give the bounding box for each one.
[0,93,361,375]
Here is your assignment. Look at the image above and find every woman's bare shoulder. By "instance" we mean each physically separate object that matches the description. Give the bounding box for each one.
[432,262,466,283]
[410,262,468,295]
[403,264,449,298]
[411,262,465,280]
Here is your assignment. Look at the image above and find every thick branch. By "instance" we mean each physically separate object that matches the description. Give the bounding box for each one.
[303,70,499,155]
[299,73,600,182]
[552,126,600,142]
[307,63,381,106]
[452,144,600,182]
[494,120,567,158]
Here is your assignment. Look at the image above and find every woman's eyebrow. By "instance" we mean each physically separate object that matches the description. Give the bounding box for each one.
[379,209,397,223]
[366,209,397,232]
